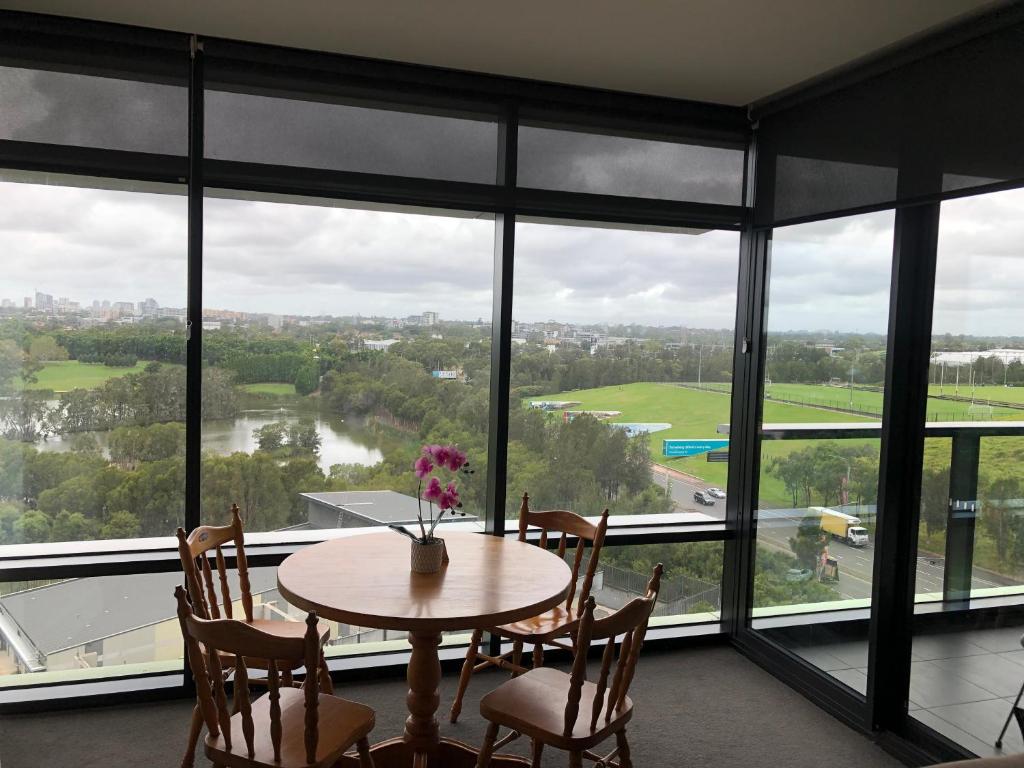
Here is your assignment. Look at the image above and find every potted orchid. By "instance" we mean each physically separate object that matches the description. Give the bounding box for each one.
[389,443,471,573]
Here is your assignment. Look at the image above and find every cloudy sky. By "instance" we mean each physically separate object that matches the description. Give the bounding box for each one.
[1,178,1022,336]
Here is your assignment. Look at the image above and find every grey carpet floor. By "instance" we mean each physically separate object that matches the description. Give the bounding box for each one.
[0,646,902,767]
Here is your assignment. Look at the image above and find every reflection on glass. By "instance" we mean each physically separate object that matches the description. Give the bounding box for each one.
[507,220,739,522]
[517,124,744,204]
[0,176,187,546]
[0,574,185,683]
[200,193,493,533]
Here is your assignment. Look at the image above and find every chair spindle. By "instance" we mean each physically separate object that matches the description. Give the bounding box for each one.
[268,660,283,763]
[215,547,233,619]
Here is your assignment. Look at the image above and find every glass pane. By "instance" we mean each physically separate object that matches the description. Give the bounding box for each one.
[0,65,186,154]
[750,210,895,695]
[0,574,184,684]
[909,187,1024,757]
[599,542,723,627]
[0,174,187,546]
[517,124,744,204]
[205,85,498,184]
[507,219,739,523]
[200,192,493,533]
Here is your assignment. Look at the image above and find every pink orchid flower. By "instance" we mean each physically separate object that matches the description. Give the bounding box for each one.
[446,448,467,472]
[423,476,443,502]
[430,444,452,468]
[413,455,433,478]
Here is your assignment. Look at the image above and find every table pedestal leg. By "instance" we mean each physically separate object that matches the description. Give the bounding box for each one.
[404,630,442,766]
[344,630,531,768]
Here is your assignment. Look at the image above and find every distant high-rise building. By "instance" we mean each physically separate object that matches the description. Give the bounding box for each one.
[34,291,54,312]
[23,297,31,309]
[1,299,13,309]
[422,311,439,326]
[138,297,159,316]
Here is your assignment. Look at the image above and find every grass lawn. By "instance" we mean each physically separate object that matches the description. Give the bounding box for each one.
[241,382,297,396]
[928,383,1024,407]
[22,360,151,392]
[767,382,1022,420]
[523,382,878,506]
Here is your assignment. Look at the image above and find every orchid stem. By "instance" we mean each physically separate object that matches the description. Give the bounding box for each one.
[416,479,428,542]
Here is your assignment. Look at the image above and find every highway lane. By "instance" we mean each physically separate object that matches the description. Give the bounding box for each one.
[650,464,725,521]
[756,510,1008,600]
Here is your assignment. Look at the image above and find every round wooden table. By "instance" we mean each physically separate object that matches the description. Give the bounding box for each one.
[277,531,572,768]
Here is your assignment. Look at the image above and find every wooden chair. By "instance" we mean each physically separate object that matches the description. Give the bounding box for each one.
[449,493,610,724]
[475,564,663,768]
[174,586,376,768]
[176,504,333,767]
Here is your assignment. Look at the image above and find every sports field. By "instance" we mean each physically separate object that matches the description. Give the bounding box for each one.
[766,383,1023,420]
[241,382,297,396]
[927,384,1024,407]
[523,382,878,506]
[22,360,151,392]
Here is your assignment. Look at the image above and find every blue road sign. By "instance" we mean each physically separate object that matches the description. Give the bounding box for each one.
[663,438,729,458]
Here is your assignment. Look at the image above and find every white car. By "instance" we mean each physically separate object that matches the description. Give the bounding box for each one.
[705,487,727,499]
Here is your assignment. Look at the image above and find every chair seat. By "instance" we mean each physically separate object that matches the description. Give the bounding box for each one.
[480,667,633,750]
[205,687,374,768]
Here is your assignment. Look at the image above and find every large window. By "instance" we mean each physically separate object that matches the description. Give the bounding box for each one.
[751,210,895,691]
[200,193,494,533]
[0,174,187,547]
[507,220,739,525]
[908,188,1024,757]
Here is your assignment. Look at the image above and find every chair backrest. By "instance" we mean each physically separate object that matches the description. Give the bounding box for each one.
[516,492,609,614]
[176,503,254,623]
[564,563,663,735]
[175,585,322,764]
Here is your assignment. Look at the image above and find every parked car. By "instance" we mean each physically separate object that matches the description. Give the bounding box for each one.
[705,487,726,499]
[785,568,814,583]
[693,490,715,506]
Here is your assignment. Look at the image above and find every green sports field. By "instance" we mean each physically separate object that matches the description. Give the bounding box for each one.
[523,382,878,506]
[927,384,1024,407]
[22,360,151,392]
[241,382,297,396]
[767,383,1023,420]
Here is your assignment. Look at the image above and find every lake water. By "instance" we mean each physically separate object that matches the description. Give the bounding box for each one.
[34,401,384,472]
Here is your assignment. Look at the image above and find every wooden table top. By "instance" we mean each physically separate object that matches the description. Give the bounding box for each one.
[277,532,572,632]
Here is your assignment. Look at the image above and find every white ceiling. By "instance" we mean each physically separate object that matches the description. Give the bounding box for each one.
[0,0,1003,105]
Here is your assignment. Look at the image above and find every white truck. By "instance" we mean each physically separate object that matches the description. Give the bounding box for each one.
[812,506,869,547]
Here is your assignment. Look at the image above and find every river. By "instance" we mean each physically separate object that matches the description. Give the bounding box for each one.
[32,397,384,472]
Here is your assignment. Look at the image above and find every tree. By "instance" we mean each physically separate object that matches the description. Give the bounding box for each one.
[100,510,141,539]
[28,335,69,362]
[51,510,98,542]
[0,339,24,394]
[981,475,1022,565]
[789,510,828,570]
[253,422,287,452]
[920,465,950,538]
[12,510,51,543]
[288,419,322,455]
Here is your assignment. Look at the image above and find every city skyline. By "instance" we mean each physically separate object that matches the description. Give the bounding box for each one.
[1,180,1022,335]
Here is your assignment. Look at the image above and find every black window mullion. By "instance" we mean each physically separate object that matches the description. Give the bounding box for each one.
[866,202,941,732]
[484,101,518,537]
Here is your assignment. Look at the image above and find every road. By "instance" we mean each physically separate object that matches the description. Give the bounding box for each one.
[756,509,1009,600]
[648,466,1013,599]
[650,464,725,521]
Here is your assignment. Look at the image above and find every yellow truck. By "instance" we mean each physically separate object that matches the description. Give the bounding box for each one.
[812,506,869,547]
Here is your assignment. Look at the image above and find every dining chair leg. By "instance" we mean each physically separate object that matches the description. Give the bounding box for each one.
[532,643,544,669]
[181,703,203,768]
[355,736,375,768]
[530,738,543,768]
[319,653,335,694]
[476,722,499,768]
[449,628,482,723]
[511,639,523,674]
[615,730,633,768]
[569,750,583,768]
